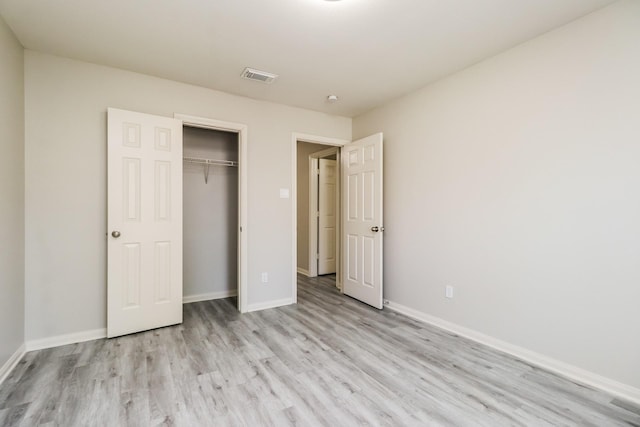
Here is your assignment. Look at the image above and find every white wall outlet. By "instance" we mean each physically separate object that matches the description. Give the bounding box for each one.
[261,272,269,283]
[445,285,454,299]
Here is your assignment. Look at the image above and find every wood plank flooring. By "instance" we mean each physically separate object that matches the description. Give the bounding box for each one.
[1,274,639,426]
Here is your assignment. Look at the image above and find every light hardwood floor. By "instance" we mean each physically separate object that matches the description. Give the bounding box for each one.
[1,274,639,426]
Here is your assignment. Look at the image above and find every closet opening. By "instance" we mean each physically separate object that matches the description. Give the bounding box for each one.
[183,126,240,309]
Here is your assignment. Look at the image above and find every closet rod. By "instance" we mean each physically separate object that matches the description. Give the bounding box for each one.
[183,156,238,168]
[184,156,238,184]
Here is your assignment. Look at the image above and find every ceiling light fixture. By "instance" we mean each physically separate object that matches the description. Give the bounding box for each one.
[327,95,339,103]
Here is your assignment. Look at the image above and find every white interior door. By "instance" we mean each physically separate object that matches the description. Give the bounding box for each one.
[107,108,183,338]
[342,133,384,309]
[318,158,337,275]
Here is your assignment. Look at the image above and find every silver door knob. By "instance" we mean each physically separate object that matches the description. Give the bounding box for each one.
[371,226,379,232]
[111,231,121,238]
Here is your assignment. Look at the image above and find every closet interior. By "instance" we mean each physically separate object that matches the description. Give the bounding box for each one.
[183,126,239,301]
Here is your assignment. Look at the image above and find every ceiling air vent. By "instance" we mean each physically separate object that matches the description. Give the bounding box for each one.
[241,67,278,84]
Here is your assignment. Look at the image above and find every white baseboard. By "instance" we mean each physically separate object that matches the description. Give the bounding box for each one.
[26,328,107,352]
[296,267,310,277]
[20,290,235,353]
[0,344,26,385]
[384,300,640,405]
[246,298,294,313]
[183,289,237,304]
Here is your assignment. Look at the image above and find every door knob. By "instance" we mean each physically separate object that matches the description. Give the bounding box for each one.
[111,231,121,238]
[371,226,379,232]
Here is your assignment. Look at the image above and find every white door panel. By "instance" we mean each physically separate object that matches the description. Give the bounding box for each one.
[318,159,337,275]
[107,108,183,338]
[342,133,383,309]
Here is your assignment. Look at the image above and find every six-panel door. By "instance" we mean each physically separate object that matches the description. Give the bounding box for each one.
[318,158,337,275]
[342,133,384,309]
[107,108,183,338]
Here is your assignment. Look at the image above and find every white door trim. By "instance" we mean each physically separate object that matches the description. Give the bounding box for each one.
[308,147,339,278]
[292,133,349,303]
[176,113,249,313]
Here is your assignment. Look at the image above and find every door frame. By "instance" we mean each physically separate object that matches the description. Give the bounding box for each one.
[308,147,339,278]
[176,113,249,313]
[292,133,349,303]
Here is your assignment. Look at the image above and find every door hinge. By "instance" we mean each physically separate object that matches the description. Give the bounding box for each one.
[316,211,320,217]
[316,253,320,259]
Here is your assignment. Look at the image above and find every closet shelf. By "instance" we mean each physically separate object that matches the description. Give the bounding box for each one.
[184,156,238,184]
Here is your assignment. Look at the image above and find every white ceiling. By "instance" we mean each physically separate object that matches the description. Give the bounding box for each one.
[0,0,616,117]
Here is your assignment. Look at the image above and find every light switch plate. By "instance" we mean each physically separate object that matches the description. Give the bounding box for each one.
[279,188,290,199]
[445,286,454,298]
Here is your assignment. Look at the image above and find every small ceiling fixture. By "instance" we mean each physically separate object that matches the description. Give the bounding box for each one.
[327,95,339,103]
[241,67,278,84]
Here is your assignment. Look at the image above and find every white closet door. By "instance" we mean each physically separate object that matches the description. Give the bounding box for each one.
[107,108,183,338]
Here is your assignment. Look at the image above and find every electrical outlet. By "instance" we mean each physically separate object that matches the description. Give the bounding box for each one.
[445,285,454,299]
[261,272,269,283]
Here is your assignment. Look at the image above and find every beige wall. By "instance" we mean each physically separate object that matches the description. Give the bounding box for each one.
[296,141,332,273]
[0,16,25,368]
[354,0,640,390]
[24,51,351,340]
